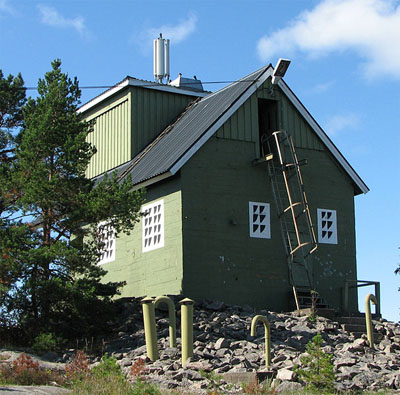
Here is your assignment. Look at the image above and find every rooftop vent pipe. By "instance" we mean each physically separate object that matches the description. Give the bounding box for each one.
[153,33,170,84]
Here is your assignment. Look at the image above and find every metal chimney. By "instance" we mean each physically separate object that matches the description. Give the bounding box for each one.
[153,34,170,84]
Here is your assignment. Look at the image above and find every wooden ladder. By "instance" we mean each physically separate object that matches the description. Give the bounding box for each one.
[263,130,318,309]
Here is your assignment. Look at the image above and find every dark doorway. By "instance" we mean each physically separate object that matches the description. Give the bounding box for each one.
[258,99,278,157]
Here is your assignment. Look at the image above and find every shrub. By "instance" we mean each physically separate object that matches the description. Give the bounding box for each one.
[31,332,63,354]
[0,353,62,386]
[69,353,134,394]
[65,350,90,383]
[200,370,233,395]
[294,333,335,393]
[241,378,277,394]
[129,358,146,379]
[131,377,160,395]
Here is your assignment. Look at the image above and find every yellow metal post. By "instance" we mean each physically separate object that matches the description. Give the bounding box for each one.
[365,293,378,348]
[141,296,159,361]
[251,315,271,367]
[155,295,177,348]
[179,298,194,366]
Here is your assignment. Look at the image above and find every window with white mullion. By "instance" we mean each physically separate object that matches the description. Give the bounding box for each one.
[142,200,164,252]
[97,222,116,264]
[317,208,338,244]
[249,202,271,239]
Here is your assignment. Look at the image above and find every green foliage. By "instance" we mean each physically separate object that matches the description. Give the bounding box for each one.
[200,369,232,395]
[0,69,26,131]
[0,68,27,300]
[0,353,63,386]
[241,378,277,394]
[91,354,124,378]
[0,350,161,394]
[65,350,90,383]
[294,333,335,393]
[0,60,145,341]
[69,353,160,395]
[130,377,160,395]
[31,332,64,354]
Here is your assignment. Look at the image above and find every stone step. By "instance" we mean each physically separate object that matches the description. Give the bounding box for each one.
[337,316,367,325]
[295,307,336,320]
[349,331,384,341]
[335,315,384,341]
[341,323,367,332]
[223,371,274,385]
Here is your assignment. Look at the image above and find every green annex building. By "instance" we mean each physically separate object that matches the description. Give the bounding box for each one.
[78,63,374,314]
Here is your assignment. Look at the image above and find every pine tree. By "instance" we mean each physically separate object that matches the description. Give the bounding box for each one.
[295,333,335,392]
[1,60,144,340]
[0,69,27,304]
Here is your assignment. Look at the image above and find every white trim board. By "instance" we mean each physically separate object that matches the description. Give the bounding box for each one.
[170,67,274,175]
[78,77,207,114]
[277,80,369,194]
[170,68,368,195]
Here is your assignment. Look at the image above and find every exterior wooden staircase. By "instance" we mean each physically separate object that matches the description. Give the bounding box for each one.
[336,314,383,340]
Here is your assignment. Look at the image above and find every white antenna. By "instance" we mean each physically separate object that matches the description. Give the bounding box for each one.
[153,34,170,84]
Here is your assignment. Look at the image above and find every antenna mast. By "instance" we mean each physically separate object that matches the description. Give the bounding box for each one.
[153,33,170,84]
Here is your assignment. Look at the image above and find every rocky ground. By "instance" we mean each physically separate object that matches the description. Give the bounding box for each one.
[1,298,399,393]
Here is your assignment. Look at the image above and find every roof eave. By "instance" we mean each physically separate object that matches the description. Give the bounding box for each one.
[77,77,207,115]
[277,79,369,195]
[169,66,274,175]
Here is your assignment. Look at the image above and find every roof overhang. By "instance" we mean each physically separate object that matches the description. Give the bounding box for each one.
[78,77,207,114]
[277,80,369,195]
[88,64,368,196]
[168,68,368,195]
[169,66,274,176]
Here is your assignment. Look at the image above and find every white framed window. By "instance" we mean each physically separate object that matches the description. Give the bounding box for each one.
[249,202,271,239]
[142,200,164,252]
[317,208,338,244]
[97,222,116,264]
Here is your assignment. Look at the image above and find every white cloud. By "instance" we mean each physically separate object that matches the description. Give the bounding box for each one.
[257,0,400,79]
[311,81,334,94]
[134,13,197,53]
[324,113,360,136]
[147,13,197,44]
[0,0,15,15]
[37,5,92,39]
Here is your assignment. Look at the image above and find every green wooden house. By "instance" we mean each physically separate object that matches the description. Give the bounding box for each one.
[78,64,371,314]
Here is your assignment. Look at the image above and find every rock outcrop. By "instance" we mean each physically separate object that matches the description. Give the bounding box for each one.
[2,298,399,393]
[95,298,400,393]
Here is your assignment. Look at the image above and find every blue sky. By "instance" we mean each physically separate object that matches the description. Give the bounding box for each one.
[1,0,399,321]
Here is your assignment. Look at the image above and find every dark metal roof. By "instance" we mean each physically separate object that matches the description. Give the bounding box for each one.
[107,65,271,186]
[92,64,369,194]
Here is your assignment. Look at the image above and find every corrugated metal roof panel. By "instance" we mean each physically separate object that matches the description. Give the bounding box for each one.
[120,66,269,185]
[93,64,368,195]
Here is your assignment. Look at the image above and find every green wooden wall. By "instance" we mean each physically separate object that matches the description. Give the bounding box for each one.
[84,90,132,179]
[180,136,358,312]
[83,85,197,178]
[216,79,324,153]
[181,137,290,311]
[100,177,184,298]
[180,81,358,312]
[131,87,196,157]
[86,78,359,313]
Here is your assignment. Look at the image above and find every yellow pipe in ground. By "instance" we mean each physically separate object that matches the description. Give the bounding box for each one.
[365,293,378,348]
[141,296,159,361]
[179,298,194,366]
[251,315,271,367]
[154,295,177,348]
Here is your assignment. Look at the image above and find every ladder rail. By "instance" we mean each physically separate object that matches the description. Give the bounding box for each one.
[265,130,318,292]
